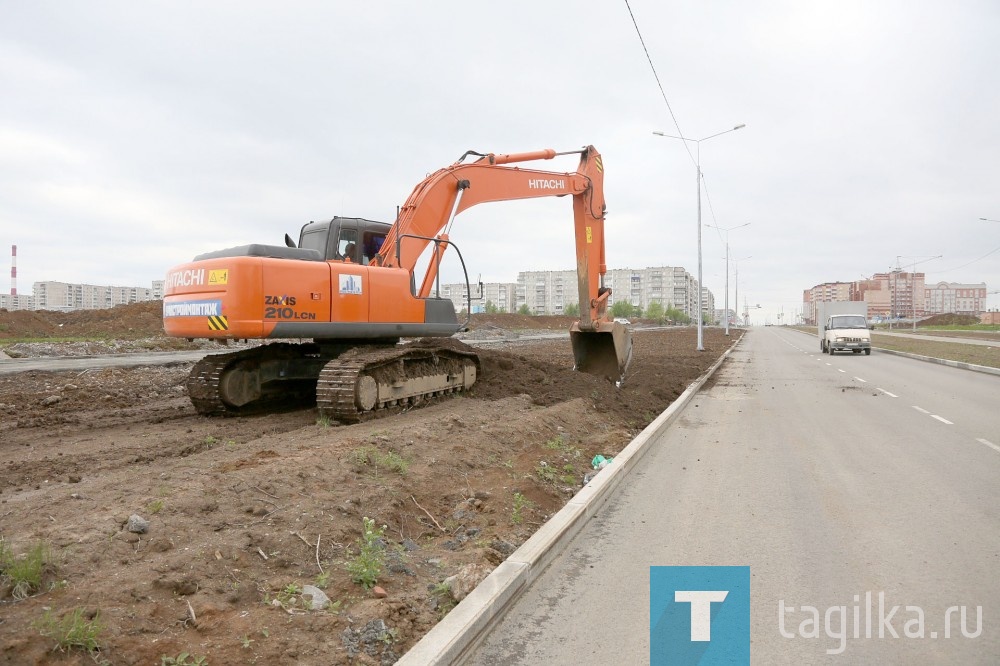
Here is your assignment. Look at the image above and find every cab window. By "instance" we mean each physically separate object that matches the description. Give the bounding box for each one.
[336,229,359,262]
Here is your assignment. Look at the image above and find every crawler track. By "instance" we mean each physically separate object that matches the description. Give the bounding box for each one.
[186,341,480,420]
[316,345,480,422]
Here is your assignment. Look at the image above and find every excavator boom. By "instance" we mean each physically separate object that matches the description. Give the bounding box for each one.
[378,145,632,382]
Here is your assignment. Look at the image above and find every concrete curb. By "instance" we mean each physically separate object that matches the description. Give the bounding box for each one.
[788,328,1000,378]
[397,334,746,665]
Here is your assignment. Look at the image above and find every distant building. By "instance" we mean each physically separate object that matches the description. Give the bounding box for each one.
[31,281,159,311]
[803,274,989,323]
[802,282,852,324]
[437,266,711,319]
[437,282,518,314]
[516,266,709,318]
[0,293,33,311]
[924,282,988,315]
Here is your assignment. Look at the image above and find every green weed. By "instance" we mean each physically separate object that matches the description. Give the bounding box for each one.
[160,654,208,666]
[431,581,457,617]
[0,538,51,600]
[313,571,331,589]
[345,517,387,589]
[351,445,409,476]
[544,435,582,459]
[34,607,102,653]
[147,499,164,514]
[534,462,556,484]
[512,492,533,525]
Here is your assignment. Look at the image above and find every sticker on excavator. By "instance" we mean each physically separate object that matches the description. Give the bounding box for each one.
[339,274,363,295]
[586,227,593,243]
[208,269,229,285]
[163,299,222,317]
[208,315,229,331]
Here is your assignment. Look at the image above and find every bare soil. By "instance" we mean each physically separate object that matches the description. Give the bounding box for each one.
[0,304,739,665]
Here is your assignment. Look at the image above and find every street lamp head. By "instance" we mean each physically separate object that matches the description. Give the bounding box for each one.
[734,124,746,130]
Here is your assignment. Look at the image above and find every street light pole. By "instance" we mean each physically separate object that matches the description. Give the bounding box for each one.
[705,222,751,336]
[654,124,746,350]
[732,255,751,326]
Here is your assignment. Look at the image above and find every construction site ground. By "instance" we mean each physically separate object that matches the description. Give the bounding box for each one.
[0,302,739,665]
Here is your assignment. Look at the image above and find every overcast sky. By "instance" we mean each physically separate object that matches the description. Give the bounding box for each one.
[2,1,998,324]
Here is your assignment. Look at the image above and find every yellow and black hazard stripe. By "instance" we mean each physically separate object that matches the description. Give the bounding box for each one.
[594,155,603,172]
[208,315,229,331]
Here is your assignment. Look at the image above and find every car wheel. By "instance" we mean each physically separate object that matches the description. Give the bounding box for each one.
[864,348,871,356]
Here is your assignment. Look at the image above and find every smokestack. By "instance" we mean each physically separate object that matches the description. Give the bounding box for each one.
[10,244,15,296]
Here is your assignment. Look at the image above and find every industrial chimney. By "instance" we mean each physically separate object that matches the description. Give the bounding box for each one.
[10,244,15,296]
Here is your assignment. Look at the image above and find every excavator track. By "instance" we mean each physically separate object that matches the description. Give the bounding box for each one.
[186,343,324,416]
[316,344,480,423]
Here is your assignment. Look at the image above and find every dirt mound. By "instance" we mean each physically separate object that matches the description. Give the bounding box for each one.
[919,313,980,326]
[0,301,165,340]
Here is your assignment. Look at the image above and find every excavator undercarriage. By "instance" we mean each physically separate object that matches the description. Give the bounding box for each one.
[186,340,480,421]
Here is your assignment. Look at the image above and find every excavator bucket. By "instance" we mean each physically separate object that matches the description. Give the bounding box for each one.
[570,320,633,385]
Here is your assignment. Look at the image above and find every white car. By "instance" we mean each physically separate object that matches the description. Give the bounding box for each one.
[613,317,631,325]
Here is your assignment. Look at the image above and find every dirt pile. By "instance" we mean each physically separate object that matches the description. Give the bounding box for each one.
[0,321,740,665]
[918,313,980,327]
[0,301,165,340]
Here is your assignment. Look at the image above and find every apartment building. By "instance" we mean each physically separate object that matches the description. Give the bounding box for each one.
[802,282,851,324]
[0,293,34,311]
[924,282,988,315]
[518,266,709,319]
[437,282,519,314]
[32,281,158,311]
[805,274,988,322]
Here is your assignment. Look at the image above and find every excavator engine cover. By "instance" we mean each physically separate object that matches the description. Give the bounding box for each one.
[570,320,633,384]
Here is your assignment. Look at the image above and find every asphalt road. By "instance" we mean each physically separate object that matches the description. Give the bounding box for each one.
[466,327,999,664]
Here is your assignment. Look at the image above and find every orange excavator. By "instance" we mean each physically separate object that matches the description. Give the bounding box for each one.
[163,146,633,421]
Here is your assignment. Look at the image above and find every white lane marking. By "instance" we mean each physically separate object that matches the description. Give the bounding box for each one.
[838,369,846,373]
[930,415,953,425]
[854,377,867,383]
[825,363,832,366]
[877,388,898,398]
[976,438,1000,454]
[913,406,931,414]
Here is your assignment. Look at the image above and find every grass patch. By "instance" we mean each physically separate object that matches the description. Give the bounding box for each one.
[160,654,208,666]
[543,435,582,459]
[350,444,410,476]
[0,538,52,600]
[534,462,556,484]
[870,334,1000,369]
[918,324,1000,332]
[34,607,103,654]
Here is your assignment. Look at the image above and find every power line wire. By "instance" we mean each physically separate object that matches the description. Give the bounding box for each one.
[624,0,695,166]
[927,244,1000,274]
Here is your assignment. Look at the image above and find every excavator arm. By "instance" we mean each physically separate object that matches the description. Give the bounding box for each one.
[377,146,632,382]
[379,146,609,329]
